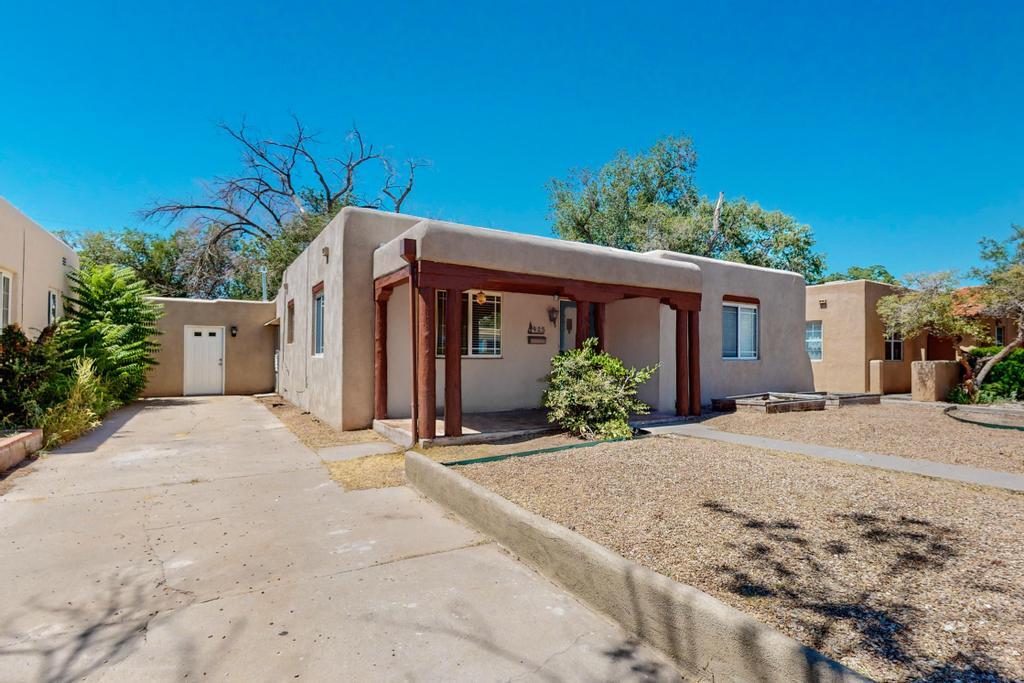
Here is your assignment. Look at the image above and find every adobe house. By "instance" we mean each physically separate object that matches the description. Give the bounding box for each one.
[0,197,79,337]
[276,208,813,443]
[804,279,1019,394]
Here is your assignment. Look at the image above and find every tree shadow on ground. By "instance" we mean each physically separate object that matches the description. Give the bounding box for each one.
[699,499,1015,682]
[0,571,240,683]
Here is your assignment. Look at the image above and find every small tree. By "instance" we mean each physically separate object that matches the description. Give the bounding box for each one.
[59,265,163,403]
[877,272,988,394]
[542,338,657,440]
[969,225,1024,387]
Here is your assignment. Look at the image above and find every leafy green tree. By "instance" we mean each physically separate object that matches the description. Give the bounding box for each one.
[0,324,63,429]
[877,272,989,395]
[542,338,657,440]
[819,264,899,285]
[59,265,163,403]
[547,135,826,280]
[968,224,1024,387]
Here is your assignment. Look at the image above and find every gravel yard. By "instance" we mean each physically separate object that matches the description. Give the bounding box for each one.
[702,403,1024,475]
[460,435,1024,682]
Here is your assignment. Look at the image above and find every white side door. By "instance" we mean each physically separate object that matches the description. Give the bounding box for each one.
[184,325,225,396]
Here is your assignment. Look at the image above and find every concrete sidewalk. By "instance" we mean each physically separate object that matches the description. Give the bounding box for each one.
[0,396,680,682]
[648,422,1024,492]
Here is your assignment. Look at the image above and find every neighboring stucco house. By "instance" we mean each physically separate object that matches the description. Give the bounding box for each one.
[0,197,79,337]
[804,279,1019,394]
[276,208,813,439]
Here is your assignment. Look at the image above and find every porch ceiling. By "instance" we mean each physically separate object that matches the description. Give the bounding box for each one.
[373,219,701,294]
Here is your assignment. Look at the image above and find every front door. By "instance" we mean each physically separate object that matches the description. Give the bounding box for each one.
[184,326,225,396]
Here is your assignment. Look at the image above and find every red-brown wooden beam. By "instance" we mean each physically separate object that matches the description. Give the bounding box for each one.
[374,292,389,420]
[575,300,590,348]
[444,288,462,437]
[594,303,606,351]
[687,309,701,416]
[416,285,436,440]
[675,308,690,417]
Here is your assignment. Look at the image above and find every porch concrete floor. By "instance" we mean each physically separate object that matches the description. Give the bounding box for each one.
[376,408,689,447]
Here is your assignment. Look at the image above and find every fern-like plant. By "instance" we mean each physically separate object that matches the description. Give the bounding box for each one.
[58,265,163,403]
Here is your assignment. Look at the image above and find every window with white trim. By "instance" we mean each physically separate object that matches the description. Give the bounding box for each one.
[805,321,823,360]
[0,272,11,328]
[312,286,325,356]
[884,331,903,361]
[722,303,758,359]
[436,291,502,357]
[47,291,59,325]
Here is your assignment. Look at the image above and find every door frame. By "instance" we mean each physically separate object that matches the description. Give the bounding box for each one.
[183,325,226,396]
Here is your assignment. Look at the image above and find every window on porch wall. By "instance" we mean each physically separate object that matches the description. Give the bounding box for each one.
[436,291,502,357]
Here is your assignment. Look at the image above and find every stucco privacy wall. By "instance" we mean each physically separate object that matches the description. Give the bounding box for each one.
[142,298,277,397]
[603,298,665,410]
[648,251,813,403]
[276,208,420,429]
[386,286,558,417]
[0,197,79,337]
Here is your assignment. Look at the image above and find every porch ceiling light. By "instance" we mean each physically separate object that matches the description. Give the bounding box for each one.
[475,291,487,305]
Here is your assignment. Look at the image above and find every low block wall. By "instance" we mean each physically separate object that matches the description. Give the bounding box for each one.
[405,451,868,683]
[912,361,960,402]
[0,429,43,472]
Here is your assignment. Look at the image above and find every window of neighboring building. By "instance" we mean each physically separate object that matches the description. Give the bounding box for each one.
[884,331,903,361]
[47,291,59,325]
[286,299,295,344]
[805,321,823,361]
[435,291,502,357]
[312,284,324,356]
[722,303,758,359]
[0,272,11,328]
[996,324,1005,346]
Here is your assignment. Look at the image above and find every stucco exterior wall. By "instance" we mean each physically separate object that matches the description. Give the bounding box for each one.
[386,287,558,417]
[275,208,420,429]
[0,197,79,337]
[649,252,813,403]
[142,298,277,397]
[604,298,664,410]
[806,280,927,394]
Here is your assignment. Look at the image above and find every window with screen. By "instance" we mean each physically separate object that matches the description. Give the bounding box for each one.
[286,299,295,344]
[805,321,823,360]
[722,303,758,359]
[435,291,502,357]
[47,291,59,325]
[312,285,324,356]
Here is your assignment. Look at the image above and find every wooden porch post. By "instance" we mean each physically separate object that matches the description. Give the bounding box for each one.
[594,302,606,351]
[687,309,701,416]
[416,285,436,440]
[444,288,462,437]
[575,300,590,348]
[675,307,690,416]
[374,292,389,420]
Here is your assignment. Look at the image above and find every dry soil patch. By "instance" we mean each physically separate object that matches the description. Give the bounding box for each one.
[460,436,1024,682]
[703,404,1024,475]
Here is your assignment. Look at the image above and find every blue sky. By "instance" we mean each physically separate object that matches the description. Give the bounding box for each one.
[2,1,1022,279]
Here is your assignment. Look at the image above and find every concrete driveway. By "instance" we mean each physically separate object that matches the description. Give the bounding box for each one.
[0,396,679,682]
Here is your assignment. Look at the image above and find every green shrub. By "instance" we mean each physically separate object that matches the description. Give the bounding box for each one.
[0,324,65,429]
[970,345,1024,400]
[41,358,117,447]
[542,338,657,440]
[59,265,162,403]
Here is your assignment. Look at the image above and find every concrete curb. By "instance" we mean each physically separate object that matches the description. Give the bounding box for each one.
[0,429,43,473]
[406,451,870,683]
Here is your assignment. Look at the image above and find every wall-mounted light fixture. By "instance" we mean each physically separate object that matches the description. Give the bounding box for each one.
[818,299,827,309]
[547,306,558,324]
[322,246,330,263]
[230,325,238,337]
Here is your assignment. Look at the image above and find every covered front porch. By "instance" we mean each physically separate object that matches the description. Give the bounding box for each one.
[371,220,704,446]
